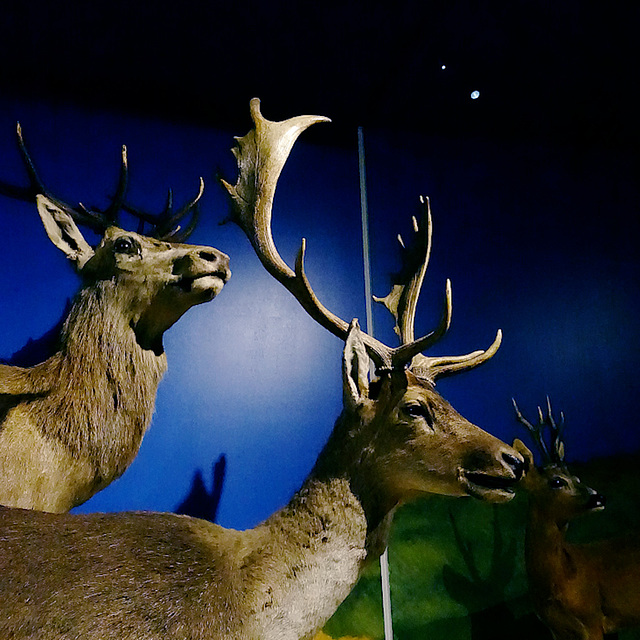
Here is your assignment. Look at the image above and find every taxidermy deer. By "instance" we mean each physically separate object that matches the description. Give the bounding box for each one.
[513,399,640,640]
[0,126,231,513]
[0,100,524,640]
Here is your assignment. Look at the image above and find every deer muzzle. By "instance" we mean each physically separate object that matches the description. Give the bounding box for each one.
[458,449,525,503]
[172,249,231,299]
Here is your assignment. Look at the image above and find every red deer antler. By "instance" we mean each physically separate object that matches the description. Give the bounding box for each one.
[222,98,501,378]
[0,123,203,242]
[513,397,566,464]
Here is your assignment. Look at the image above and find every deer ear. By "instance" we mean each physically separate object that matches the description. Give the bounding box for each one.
[36,194,94,270]
[343,319,370,408]
[512,438,535,473]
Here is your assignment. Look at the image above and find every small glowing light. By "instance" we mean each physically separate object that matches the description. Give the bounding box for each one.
[470,90,480,100]
[441,64,446,70]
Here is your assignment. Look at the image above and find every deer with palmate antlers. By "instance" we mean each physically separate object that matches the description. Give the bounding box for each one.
[0,100,524,639]
[0,126,231,513]
[513,399,640,640]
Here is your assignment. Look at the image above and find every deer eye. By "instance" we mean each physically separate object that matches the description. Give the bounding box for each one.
[549,476,568,489]
[402,403,434,428]
[114,237,139,255]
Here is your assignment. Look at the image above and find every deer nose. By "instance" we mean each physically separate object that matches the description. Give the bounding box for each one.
[199,249,230,270]
[199,249,224,264]
[502,452,525,480]
[208,251,231,282]
[174,250,231,282]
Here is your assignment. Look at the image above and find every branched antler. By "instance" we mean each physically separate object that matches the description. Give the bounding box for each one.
[0,123,202,241]
[222,98,502,379]
[513,397,566,464]
[373,195,501,380]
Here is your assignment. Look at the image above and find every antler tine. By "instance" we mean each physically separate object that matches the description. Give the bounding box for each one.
[513,398,553,463]
[0,123,47,203]
[417,329,503,381]
[99,145,129,225]
[0,124,126,234]
[373,196,453,350]
[544,396,566,463]
[121,177,204,242]
[157,177,204,242]
[16,122,47,196]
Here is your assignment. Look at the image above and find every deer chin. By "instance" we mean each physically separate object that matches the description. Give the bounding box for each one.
[458,468,518,503]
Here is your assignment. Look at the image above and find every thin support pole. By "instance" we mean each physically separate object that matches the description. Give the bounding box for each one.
[357,126,394,640]
[358,127,374,338]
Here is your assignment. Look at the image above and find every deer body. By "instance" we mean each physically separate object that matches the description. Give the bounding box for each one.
[0,325,523,640]
[0,138,230,512]
[514,402,640,640]
[0,491,365,640]
[525,506,640,639]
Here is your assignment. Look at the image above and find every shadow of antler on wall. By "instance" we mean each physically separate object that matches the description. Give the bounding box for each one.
[175,454,226,523]
[443,505,551,640]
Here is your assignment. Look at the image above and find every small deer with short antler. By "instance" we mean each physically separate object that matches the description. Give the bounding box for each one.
[0,126,230,513]
[513,399,640,640]
[0,100,523,640]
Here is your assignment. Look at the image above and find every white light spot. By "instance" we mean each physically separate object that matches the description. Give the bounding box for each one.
[471,90,480,100]
[441,64,446,70]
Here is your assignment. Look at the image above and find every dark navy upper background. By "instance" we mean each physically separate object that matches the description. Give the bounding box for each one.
[0,2,638,529]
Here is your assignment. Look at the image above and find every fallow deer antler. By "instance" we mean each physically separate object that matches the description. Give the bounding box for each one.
[513,397,566,464]
[222,98,502,377]
[0,123,202,241]
[373,195,502,380]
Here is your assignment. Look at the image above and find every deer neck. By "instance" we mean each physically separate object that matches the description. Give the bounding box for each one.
[239,411,397,638]
[525,502,575,589]
[311,409,401,541]
[33,281,167,482]
[247,477,373,639]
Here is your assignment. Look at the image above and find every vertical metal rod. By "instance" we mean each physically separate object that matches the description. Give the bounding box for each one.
[358,127,374,337]
[358,126,394,640]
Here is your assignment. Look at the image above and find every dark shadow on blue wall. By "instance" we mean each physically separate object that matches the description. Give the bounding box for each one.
[175,454,226,523]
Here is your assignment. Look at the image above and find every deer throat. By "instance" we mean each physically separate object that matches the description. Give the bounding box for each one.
[34,290,168,483]
[246,478,369,638]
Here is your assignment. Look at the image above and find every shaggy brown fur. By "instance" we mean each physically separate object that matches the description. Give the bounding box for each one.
[0,197,230,512]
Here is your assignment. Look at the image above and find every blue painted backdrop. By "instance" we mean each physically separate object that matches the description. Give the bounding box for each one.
[0,95,638,529]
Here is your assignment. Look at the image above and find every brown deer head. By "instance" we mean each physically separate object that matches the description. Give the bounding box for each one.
[222,99,524,508]
[513,398,606,524]
[3,125,231,352]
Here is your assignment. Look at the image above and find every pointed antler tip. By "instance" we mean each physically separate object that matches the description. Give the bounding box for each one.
[249,98,263,120]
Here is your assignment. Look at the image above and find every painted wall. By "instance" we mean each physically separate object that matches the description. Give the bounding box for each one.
[0,96,638,529]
